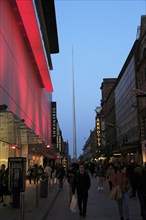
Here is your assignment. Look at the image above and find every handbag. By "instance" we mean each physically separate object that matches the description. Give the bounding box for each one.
[70,194,77,212]
[109,185,122,201]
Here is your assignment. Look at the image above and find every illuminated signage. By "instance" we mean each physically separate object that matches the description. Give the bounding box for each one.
[96,117,101,146]
[51,102,57,144]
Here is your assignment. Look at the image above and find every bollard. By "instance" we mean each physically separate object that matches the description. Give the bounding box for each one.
[36,184,39,207]
[20,192,25,220]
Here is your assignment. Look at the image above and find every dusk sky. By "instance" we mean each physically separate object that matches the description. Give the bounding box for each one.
[51,0,144,158]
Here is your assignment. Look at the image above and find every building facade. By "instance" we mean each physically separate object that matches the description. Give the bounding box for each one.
[0,0,59,168]
[136,16,146,162]
[114,41,140,163]
[99,16,146,164]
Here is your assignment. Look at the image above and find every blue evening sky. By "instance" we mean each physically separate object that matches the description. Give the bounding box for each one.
[51,0,144,158]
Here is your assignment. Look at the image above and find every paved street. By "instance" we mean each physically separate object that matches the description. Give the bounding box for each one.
[0,176,142,220]
[43,176,141,220]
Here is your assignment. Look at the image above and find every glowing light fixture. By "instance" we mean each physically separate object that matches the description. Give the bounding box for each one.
[10,145,17,150]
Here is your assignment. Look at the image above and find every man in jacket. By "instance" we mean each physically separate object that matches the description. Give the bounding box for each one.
[72,163,91,217]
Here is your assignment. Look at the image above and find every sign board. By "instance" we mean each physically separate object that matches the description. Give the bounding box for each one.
[51,102,57,144]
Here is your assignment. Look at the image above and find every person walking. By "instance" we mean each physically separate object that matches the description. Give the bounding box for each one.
[112,165,131,220]
[66,164,76,204]
[106,163,115,190]
[44,163,52,185]
[127,162,137,198]
[72,163,91,218]
[27,166,33,184]
[135,164,146,220]
[33,164,39,184]
[0,164,11,206]
[0,164,6,203]
[56,163,65,190]
[95,163,105,190]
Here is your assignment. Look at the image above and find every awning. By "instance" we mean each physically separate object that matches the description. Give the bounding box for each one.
[29,144,57,159]
[0,111,43,145]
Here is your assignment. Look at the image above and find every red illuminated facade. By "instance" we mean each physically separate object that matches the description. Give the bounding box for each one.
[0,0,59,167]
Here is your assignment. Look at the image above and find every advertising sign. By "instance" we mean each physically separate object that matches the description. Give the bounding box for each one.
[51,102,57,144]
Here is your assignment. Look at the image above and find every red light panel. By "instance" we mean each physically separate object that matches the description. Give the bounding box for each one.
[16,0,53,92]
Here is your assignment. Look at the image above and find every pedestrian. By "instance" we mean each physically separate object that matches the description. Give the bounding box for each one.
[38,165,44,181]
[66,164,77,204]
[33,164,39,184]
[27,166,33,184]
[0,164,11,206]
[88,162,95,177]
[95,163,105,190]
[135,164,146,220]
[127,162,137,198]
[56,163,65,190]
[44,163,52,178]
[0,164,6,203]
[106,163,115,190]
[112,165,131,220]
[72,163,91,218]
[44,163,52,186]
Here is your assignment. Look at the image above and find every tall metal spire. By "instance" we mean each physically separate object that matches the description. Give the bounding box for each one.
[72,47,77,161]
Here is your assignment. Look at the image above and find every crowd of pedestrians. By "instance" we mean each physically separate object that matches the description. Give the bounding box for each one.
[65,160,146,220]
[0,162,65,207]
[0,160,146,220]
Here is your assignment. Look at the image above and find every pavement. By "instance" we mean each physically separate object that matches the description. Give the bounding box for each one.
[0,179,60,220]
[0,176,142,220]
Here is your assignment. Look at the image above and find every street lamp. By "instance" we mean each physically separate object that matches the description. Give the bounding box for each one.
[95,106,102,114]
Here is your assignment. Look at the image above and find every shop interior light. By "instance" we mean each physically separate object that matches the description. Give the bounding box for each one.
[10,145,17,150]
[10,145,20,150]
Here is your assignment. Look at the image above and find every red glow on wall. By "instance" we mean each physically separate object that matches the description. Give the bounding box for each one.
[1,0,52,144]
[16,0,53,92]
